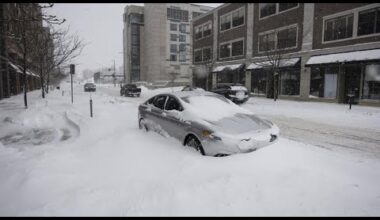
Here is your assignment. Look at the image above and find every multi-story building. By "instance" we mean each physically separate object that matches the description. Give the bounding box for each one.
[192,3,380,106]
[0,3,43,100]
[123,3,213,84]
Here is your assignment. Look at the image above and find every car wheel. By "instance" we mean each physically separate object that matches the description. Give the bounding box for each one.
[139,118,149,132]
[185,135,205,155]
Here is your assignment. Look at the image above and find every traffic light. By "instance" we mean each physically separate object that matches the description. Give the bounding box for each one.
[70,64,75,75]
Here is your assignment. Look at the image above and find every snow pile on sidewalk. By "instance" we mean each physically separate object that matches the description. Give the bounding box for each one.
[0,83,380,216]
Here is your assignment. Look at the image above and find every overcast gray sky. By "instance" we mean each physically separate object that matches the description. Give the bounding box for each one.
[48,3,222,76]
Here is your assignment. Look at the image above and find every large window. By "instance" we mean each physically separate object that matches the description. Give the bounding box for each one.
[231,40,244,56]
[220,7,245,31]
[170,34,177,41]
[170,54,177,61]
[203,23,212,37]
[179,53,187,62]
[203,48,211,61]
[179,35,186,42]
[277,27,297,49]
[220,14,231,31]
[179,23,187,33]
[310,66,338,98]
[259,25,297,52]
[358,7,380,36]
[219,40,244,59]
[170,44,177,53]
[192,11,203,19]
[259,32,276,52]
[279,68,300,95]
[232,7,244,27]
[195,26,202,40]
[194,49,202,62]
[324,14,354,42]
[260,3,298,18]
[362,64,380,100]
[260,3,276,18]
[170,23,177,31]
[279,3,298,12]
[219,43,230,58]
[179,44,186,52]
[167,8,189,22]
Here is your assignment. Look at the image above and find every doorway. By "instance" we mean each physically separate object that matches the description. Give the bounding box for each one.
[343,64,362,104]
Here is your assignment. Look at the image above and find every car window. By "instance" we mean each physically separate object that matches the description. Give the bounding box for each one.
[153,95,167,110]
[165,96,183,111]
[146,96,155,105]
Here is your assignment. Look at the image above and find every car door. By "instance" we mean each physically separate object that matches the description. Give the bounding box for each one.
[162,95,188,140]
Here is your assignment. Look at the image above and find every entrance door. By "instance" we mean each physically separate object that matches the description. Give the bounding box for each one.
[344,65,361,104]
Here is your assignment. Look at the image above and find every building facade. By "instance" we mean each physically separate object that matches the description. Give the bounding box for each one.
[123,3,213,84]
[192,3,380,106]
[0,3,43,100]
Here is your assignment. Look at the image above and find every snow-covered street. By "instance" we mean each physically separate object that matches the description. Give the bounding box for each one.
[1,83,380,216]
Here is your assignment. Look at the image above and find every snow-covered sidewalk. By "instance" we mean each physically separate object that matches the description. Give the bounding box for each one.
[0,83,380,216]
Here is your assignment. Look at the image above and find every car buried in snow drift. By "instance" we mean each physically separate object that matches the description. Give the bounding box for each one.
[138,91,279,156]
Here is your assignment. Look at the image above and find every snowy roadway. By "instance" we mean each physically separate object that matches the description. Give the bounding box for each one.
[0,82,380,216]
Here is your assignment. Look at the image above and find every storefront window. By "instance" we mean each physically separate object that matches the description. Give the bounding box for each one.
[279,68,300,95]
[362,64,380,100]
[310,66,338,98]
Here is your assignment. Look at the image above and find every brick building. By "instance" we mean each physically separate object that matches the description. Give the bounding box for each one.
[192,3,380,106]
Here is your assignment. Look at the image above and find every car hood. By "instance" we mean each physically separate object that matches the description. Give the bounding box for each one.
[205,113,272,134]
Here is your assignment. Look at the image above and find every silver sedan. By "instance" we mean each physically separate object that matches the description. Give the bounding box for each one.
[138,91,279,156]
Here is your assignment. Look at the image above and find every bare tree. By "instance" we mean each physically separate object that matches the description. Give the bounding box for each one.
[42,25,84,93]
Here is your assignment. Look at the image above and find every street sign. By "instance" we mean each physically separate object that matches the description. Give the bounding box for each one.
[70,64,75,75]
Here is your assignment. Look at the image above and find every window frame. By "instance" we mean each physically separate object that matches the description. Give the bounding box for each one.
[170,23,178,31]
[321,3,380,44]
[219,6,246,33]
[219,38,245,60]
[259,3,299,20]
[257,24,298,54]
[194,20,212,41]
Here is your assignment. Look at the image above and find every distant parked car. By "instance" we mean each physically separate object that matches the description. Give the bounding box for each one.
[84,83,96,92]
[120,84,141,97]
[211,83,249,104]
[181,85,205,92]
[138,91,279,156]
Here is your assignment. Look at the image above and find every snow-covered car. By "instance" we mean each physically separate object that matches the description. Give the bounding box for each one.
[138,91,279,156]
[211,83,249,104]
